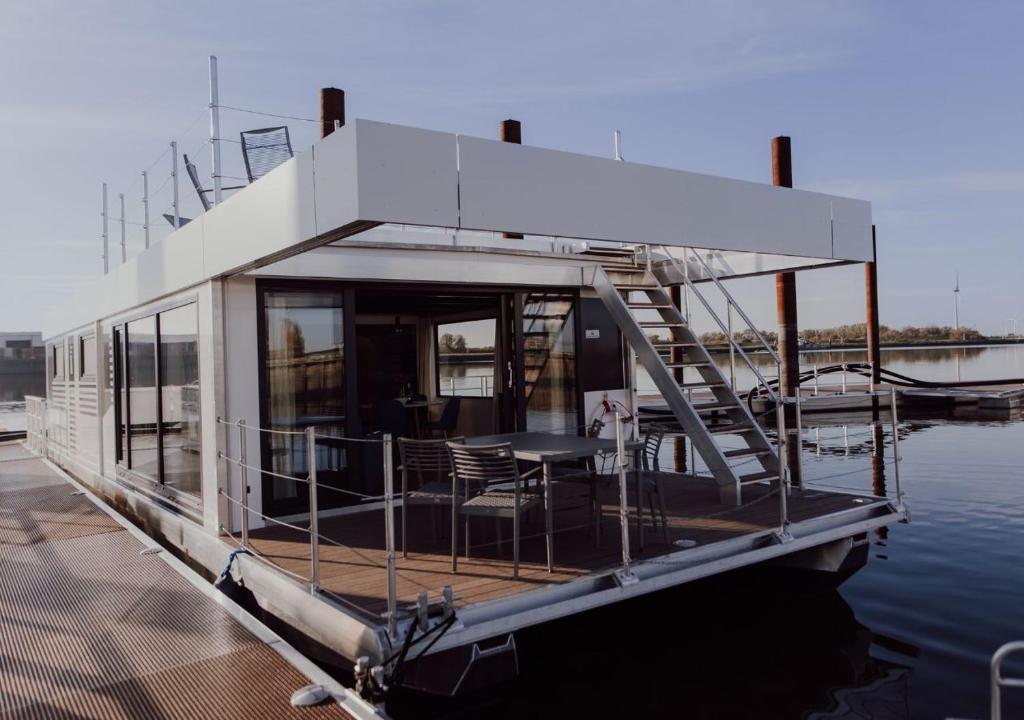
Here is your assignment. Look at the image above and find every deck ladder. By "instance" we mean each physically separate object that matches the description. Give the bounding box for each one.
[587,245,781,504]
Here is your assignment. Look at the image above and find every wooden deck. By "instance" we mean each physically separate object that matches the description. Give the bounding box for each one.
[0,441,359,720]
[246,474,876,619]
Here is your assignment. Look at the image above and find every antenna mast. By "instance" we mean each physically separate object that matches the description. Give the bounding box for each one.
[209,55,222,206]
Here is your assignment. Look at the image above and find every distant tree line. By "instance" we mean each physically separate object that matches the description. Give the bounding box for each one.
[693,323,984,347]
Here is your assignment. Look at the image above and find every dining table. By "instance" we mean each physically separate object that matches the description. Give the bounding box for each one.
[465,431,644,572]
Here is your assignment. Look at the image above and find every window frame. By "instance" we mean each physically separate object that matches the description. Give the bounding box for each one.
[79,334,97,381]
[110,295,201,515]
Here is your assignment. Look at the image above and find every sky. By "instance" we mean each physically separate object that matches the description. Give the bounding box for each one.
[1,0,1022,336]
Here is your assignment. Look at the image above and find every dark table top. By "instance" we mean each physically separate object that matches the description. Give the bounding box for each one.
[465,431,642,463]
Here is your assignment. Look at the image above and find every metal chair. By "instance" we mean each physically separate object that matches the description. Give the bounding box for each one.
[398,436,462,558]
[447,442,544,578]
[240,126,294,182]
[426,396,461,438]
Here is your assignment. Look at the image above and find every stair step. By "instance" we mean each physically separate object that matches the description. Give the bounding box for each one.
[694,401,740,412]
[663,361,711,369]
[723,447,771,458]
[678,380,726,389]
[651,341,699,348]
[614,284,658,291]
[705,422,754,434]
[627,302,674,309]
[739,471,777,484]
[639,321,685,328]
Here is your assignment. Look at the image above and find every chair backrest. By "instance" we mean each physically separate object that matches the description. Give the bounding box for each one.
[447,442,519,494]
[437,396,462,431]
[183,153,211,211]
[240,126,294,182]
[398,436,457,474]
[643,424,668,471]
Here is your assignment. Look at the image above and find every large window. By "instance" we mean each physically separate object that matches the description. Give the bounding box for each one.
[159,304,201,498]
[114,301,201,505]
[436,319,496,398]
[263,290,346,511]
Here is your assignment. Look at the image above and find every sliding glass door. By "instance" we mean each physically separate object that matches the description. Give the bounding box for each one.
[260,288,350,516]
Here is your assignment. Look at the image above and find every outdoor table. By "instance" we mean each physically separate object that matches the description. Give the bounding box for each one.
[465,431,643,572]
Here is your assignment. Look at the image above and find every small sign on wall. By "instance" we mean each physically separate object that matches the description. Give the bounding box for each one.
[585,328,601,340]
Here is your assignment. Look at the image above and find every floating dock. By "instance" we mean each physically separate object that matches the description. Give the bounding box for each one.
[0,441,379,720]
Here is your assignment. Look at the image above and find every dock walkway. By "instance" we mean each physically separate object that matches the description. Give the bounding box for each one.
[0,442,371,720]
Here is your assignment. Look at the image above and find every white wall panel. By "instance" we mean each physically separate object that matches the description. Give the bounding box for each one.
[353,120,460,228]
[456,135,872,261]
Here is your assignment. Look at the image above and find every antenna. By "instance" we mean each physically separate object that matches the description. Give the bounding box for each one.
[613,130,623,161]
[101,182,108,274]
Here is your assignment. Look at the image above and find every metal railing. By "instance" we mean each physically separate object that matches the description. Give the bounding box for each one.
[216,418,400,636]
[992,641,1024,720]
[657,245,782,404]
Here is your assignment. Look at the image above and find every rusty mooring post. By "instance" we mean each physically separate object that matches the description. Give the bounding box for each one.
[772,136,801,485]
[865,225,882,387]
[501,119,523,239]
[321,88,345,139]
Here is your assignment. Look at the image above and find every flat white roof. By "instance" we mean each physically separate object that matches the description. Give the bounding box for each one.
[46,119,871,337]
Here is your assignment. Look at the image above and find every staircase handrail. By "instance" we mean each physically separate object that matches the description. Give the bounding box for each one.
[656,245,780,405]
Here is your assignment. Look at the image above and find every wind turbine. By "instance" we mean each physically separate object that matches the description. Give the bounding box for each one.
[953,272,960,334]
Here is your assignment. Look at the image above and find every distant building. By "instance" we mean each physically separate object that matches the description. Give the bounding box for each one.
[0,332,45,401]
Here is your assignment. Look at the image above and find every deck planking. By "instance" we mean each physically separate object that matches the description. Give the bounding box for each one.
[246,474,878,619]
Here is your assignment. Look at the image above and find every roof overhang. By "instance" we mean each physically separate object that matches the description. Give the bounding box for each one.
[46,119,871,337]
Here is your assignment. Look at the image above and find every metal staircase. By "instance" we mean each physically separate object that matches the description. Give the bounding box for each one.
[521,292,574,403]
[586,245,781,504]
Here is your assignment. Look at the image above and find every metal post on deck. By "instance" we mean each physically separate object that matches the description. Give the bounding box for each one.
[841,363,848,394]
[237,419,249,548]
[774,400,793,543]
[612,411,638,586]
[306,425,320,593]
[382,433,398,639]
[209,55,222,206]
[170,141,180,229]
[101,182,109,274]
[142,170,150,249]
[794,386,803,488]
[813,364,820,395]
[119,193,126,262]
[889,386,906,514]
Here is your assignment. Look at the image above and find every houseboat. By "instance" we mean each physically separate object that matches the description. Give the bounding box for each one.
[33,109,907,698]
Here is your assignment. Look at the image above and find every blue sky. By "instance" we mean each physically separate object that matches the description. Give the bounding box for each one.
[2,1,1021,334]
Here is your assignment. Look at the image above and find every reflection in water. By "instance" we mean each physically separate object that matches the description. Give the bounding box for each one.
[389,580,915,719]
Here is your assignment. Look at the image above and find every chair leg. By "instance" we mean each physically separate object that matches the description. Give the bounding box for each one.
[496,517,503,554]
[658,481,669,545]
[513,509,520,579]
[465,517,471,559]
[451,510,458,573]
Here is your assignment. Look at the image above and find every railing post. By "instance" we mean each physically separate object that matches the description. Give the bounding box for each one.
[774,400,792,542]
[612,411,638,586]
[813,363,820,395]
[727,301,736,391]
[306,425,320,594]
[889,386,905,513]
[841,363,848,394]
[237,419,249,549]
[382,433,398,639]
[794,385,803,488]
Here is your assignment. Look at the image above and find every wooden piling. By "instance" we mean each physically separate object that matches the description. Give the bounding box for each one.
[865,225,882,386]
[320,88,345,139]
[501,119,524,239]
[772,136,801,484]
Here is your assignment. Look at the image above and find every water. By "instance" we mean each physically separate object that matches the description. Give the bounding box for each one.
[390,346,1024,719]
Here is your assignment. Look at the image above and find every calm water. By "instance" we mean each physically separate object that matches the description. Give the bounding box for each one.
[391,346,1024,719]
